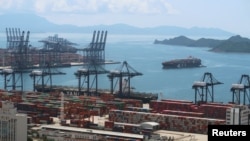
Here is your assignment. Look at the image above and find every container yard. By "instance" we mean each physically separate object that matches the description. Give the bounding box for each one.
[1,88,249,140]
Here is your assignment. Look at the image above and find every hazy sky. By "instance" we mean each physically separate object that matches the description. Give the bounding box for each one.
[0,0,249,36]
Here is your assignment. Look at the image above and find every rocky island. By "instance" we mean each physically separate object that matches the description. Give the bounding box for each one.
[154,35,250,53]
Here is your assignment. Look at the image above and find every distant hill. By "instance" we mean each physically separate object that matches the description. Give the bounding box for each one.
[154,36,196,46]
[154,36,223,47]
[210,35,250,53]
[154,35,250,53]
[0,13,235,36]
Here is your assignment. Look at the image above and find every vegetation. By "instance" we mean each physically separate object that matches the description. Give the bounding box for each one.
[154,36,223,47]
[154,35,250,53]
[209,35,250,53]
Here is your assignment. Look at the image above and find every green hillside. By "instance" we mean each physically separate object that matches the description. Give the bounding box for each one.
[210,35,250,53]
[155,35,250,53]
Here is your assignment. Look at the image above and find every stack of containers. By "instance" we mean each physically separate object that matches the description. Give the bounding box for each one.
[69,119,80,127]
[161,110,204,118]
[114,122,141,134]
[8,93,23,103]
[17,102,37,113]
[125,107,152,113]
[99,92,115,101]
[87,104,107,116]
[116,98,143,108]
[106,101,125,110]
[150,100,195,113]
[75,119,90,128]
[149,99,234,120]
[198,103,234,119]
[0,91,11,101]
[109,109,226,134]
[104,136,142,141]
[32,113,53,124]
[104,121,114,130]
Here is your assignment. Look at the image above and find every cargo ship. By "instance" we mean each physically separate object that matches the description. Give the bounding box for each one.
[162,56,204,69]
[115,92,158,103]
[34,85,158,103]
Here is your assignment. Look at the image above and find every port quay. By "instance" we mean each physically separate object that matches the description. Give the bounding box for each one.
[0,28,250,141]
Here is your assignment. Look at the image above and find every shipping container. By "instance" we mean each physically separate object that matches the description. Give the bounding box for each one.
[161,110,204,118]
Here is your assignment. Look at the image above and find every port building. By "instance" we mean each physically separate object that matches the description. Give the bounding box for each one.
[0,101,27,141]
[226,105,250,125]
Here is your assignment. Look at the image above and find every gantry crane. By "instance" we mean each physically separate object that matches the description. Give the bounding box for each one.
[81,30,108,63]
[192,72,223,104]
[30,35,73,92]
[0,28,31,91]
[29,63,66,92]
[74,61,109,96]
[230,74,250,105]
[38,34,78,67]
[107,61,143,97]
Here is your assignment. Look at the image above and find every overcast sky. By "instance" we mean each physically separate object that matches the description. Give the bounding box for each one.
[0,0,249,37]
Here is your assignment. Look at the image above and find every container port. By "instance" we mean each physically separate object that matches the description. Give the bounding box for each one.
[1,28,250,141]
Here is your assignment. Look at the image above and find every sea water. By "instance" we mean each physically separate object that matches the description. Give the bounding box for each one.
[0,32,249,104]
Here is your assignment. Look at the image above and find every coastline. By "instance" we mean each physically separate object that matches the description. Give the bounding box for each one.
[0,60,121,71]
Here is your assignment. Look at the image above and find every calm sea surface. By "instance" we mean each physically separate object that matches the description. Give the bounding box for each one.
[0,32,249,104]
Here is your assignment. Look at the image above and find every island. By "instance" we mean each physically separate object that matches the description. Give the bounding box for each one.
[154,35,250,53]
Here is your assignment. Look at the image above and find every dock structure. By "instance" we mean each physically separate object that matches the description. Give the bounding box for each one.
[108,61,143,96]
[38,34,77,67]
[1,28,31,91]
[6,28,32,69]
[1,29,157,103]
[74,61,109,96]
[80,30,108,64]
[231,74,250,105]
[30,66,66,92]
[39,34,78,53]
[6,27,29,50]
[192,72,223,104]
[38,34,78,67]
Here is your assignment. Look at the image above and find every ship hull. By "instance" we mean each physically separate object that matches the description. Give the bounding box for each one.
[162,62,202,69]
[115,93,158,103]
[34,85,158,103]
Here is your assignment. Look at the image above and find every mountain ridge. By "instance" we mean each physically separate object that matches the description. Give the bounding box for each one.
[0,13,235,36]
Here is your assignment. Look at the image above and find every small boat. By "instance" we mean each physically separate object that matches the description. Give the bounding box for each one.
[162,56,204,69]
